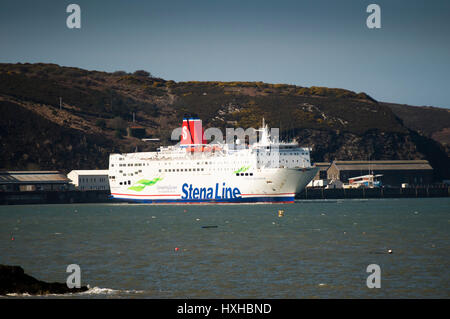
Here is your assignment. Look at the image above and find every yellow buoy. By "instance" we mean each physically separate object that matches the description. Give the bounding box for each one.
[278,210,284,217]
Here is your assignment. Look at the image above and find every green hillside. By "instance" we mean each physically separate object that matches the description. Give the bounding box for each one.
[0,63,448,179]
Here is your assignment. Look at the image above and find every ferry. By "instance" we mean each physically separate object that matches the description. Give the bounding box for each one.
[108,118,318,203]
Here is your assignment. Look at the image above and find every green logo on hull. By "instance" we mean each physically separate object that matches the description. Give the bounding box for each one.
[128,177,162,192]
[233,166,250,174]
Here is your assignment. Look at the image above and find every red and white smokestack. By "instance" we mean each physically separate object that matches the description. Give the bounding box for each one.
[180,118,206,146]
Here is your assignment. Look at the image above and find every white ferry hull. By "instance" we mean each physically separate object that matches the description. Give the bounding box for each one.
[110,167,318,204]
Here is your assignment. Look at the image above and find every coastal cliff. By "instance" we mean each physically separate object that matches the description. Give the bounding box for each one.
[0,63,448,179]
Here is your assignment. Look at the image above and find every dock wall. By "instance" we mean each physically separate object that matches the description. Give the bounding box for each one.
[296,186,450,200]
[0,187,448,205]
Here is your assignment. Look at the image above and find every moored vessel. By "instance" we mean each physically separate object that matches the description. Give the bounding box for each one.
[108,118,318,203]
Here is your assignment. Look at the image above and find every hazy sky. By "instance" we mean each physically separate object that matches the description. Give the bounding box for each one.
[1,0,449,108]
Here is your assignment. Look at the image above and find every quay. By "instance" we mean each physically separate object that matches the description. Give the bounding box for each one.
[297,186,450,200]
[0,186,448,205]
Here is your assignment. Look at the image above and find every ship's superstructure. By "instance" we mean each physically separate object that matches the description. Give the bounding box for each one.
[108,118,318,203]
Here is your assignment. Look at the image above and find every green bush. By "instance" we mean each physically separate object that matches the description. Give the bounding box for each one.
[114,129,123,139]
[133,70,151,77]
[95,119,106,129]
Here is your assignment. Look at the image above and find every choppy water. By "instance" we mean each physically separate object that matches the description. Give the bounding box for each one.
[1,198,449,298]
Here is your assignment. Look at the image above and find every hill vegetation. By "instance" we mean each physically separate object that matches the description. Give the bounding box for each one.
[0,63,448,179]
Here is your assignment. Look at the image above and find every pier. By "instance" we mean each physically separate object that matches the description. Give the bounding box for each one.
[0,186,448,205]
[0,190,118,205]
[297,186,450,200]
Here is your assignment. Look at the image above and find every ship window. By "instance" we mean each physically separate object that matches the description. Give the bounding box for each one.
[201,168,204,171]
[119,182,122,185]
[240,173,244,176]
[245,173,249,176]
[111,164,114,167]
[177,169,179,172]
[236,173,239,177]
[250,173,253,176]
[119,170,122,173]
[128,181,131,185]
[139,170,142,173]
[159,169,161,172]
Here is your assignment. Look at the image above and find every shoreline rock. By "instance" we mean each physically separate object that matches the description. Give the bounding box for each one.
[0,265,88,295]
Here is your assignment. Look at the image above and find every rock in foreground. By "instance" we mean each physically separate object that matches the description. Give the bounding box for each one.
[0,265,88,295]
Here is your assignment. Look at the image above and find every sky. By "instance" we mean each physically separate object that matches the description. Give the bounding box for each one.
[1,0,449,108]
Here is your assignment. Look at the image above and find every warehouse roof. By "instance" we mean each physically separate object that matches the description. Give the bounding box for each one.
[68,170,109,176]
[314,162,331,170]
[331,160,433,171]
[0,171,70,184]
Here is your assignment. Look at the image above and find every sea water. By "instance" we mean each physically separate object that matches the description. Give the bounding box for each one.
[0,198,449,298]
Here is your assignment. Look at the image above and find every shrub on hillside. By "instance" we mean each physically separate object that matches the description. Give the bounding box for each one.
[113,70,127,76]
[110,117,127,131]
[95,119,106,129]
[133,70,151,77]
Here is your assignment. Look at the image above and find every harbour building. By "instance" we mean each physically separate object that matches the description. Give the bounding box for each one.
[67,170,110,191]
[326,160,434,187]
[0,171,70,192]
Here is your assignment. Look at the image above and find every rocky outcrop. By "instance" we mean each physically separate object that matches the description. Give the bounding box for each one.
[0,265,88,295]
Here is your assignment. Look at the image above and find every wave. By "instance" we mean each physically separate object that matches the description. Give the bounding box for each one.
[78,286,144,295]
[4,286,144,297]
